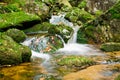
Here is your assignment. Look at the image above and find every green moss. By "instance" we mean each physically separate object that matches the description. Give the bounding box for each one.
[57,56,95,67]
[78,0,87,9]
[0,12,40,29]
[94,10,103,17]
[65,7,94,23]
[0,33,31,65]
[108,1,120,19]
[20,45,32,62]
[77,29,88,43]
[0,3,21,14]
[0,33,22,65]
[24,22,53,33]
[24,22,72,43]
[100,42,120,52]
[84,25,96,39]
[5,28,27,43]
[56,55,95,75]
[115,75,120,80]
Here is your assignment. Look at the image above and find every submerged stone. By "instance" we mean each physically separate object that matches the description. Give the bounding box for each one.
[29,35,63,53]
[100,42,120,52]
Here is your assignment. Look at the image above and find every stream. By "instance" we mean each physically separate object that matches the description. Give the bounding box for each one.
[0,14,120,80]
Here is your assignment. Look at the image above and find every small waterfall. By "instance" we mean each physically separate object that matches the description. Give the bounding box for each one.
[67,25,80,43]
[50,14,104,56]
[50,13,80,44]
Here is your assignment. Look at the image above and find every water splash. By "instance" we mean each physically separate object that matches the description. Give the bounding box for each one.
[57,43,104,56]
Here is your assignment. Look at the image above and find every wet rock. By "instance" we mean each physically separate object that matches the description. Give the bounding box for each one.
[78,1,120,43]
[100,42,120,52]
[20,45,32,62]
[55,55,96,75]
[109,64,120,72]
[65,7,94,23]
[5,29,27,43]
[86,0,117,12]
[0,12,40,30]
[29,35,63,53]
[0,33,31,65]
[24,22,72,43]
[23,1,50,21]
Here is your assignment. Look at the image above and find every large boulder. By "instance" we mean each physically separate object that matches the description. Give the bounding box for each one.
[65,7,94,24]
[77,1,120,43]
[5,29,27,43]
[0,12,40,30]
[100,42,120,52]
[0,33,31,65]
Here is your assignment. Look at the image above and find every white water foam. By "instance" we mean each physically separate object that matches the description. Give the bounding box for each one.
[50,14,104,56]
[57,43,104,56]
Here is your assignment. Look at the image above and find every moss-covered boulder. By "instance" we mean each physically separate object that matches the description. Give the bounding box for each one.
[5,28,27,43]
[0,33,31,65]
[77,1,120,43]
[0,12,40,30]
[55,55,95,75]
[100,42,120,52]
[65,7,94,23]
[20,45,32,62]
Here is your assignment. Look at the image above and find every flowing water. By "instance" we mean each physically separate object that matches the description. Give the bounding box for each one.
[50,13,104,56]
[1,14,119,80]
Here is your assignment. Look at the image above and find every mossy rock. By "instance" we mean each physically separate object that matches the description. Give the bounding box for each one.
[24,22,53,33]
[0,11,40,30]
[0,33,31,65]
[57,56,95,67]
[77,29,88,43]
[20,45,32,62]
[65,7,94,23]
[24,22,73,43]
[5,28,27,43]
[0,3,21,14]
[0,33,22,65]
[56,55,95,75]
[100,42,120,52]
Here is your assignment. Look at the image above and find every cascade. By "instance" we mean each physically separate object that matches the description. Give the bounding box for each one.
[50,14,104,56]
[50,13,80,44]
[21,13,104,74]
